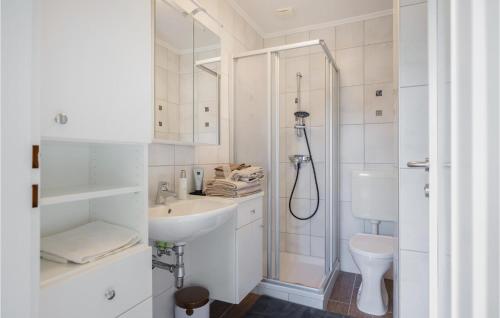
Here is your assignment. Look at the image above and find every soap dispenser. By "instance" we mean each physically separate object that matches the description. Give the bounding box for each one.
[178,170,188,200]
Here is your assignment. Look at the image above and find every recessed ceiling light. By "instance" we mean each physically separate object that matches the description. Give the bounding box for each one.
[274,7,294,17]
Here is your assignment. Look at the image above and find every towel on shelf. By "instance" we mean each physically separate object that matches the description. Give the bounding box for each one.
[205,167,264,197]
[40,221,140,264]
[205,181,262,197]
[229,166,265,182]
[214,163,252,178]
[215,163,251,172]
[205,186,262,198]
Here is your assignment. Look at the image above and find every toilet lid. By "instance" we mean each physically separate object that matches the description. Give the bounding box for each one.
[349,233,394,259]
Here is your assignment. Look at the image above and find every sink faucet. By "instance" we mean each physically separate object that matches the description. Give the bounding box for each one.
[156,181,176,205]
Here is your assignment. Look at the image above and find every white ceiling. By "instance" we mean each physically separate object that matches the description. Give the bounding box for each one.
[230,0,392,37]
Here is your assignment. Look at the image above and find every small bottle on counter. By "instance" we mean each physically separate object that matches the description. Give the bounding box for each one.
[178,170,188,200]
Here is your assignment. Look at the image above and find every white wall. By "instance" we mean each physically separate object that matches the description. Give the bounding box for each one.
[398,0,429,317]
[149,0,263,317]
[264,13,395,274]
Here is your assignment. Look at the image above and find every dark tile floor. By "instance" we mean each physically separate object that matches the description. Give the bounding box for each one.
[210,293,260,318]
[327,271,393,318]
[210,271,393,318]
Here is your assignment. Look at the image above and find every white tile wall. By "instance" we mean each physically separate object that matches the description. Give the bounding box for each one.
[400,3,428,87]
[340,86,364,124]
[364,42,393,84]
[365,123,396,164]
[398,0,429,316]
[399,169,429,252]
[364,83,394,123]
[341,125,364,163]
[266,14,395,274]
[335,21,364,49]
[399,86,429,167]
[336,15,395,273]
[364,15,393,45]
[336,47,364,87]
[399,250,429,318]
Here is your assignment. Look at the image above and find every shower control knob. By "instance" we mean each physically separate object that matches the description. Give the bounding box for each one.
[54,113,68,125]
[104,288,116,300]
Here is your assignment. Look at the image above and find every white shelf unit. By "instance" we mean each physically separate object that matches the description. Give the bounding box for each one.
[39,140,149,284]
[40,185,143,206]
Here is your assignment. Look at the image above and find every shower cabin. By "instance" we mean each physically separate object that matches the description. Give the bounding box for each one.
[232,40,340,308]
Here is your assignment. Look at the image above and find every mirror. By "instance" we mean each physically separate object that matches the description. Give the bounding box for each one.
[193,20,221,145]
[154,0,221,145]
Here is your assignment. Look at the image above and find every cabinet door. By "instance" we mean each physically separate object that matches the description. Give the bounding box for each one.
[236,219,263,302]
[38,0,152,143]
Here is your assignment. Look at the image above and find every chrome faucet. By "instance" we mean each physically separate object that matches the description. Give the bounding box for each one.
[155,181,176,205]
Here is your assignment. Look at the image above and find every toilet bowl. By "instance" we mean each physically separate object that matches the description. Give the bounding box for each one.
[349,233,394,316]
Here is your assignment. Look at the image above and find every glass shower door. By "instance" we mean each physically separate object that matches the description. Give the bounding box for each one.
[233,41,339,291]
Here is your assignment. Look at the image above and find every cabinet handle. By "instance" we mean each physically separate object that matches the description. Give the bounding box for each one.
[32,145,39,169]
[104,288,116,301]
[54,113,68,125]
[32,184,38,208]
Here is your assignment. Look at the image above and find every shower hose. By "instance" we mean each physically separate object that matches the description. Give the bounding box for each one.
[289,127,320,221]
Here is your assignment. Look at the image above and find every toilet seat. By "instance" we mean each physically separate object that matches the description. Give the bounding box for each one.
[349,233,393,259]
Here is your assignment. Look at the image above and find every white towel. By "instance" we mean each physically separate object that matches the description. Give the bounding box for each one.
[41,221,140,264]
[229,166,264,182]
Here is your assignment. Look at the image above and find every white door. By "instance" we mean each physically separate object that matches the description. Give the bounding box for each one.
[429,0,500,317]
[428,0,451,317]
[1,0,39,317]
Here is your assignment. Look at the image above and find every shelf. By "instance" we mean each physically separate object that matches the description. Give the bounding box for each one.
[40,244,150,288]
[40,185,143,206]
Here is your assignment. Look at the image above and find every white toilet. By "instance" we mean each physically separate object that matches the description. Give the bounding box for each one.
[349,170,397,316]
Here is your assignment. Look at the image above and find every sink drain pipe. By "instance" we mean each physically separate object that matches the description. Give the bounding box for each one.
[152,242,185,289]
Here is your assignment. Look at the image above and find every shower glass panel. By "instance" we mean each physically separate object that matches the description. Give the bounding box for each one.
[233,40,339,292]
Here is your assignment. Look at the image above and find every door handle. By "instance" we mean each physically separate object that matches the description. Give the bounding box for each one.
[407,158,429,171]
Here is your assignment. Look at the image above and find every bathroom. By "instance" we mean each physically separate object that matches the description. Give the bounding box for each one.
[2,0,499,318]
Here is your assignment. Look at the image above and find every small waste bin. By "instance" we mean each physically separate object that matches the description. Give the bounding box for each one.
[174,286,209,317]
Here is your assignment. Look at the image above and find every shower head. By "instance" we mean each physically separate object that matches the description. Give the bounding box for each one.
[294,111,310,118]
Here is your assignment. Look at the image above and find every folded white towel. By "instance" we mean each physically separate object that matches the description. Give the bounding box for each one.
[206,178,261,190]
[41,221,140,264]
[229,166,264,182]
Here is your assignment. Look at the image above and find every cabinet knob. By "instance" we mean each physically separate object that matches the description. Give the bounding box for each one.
[54,113,68,125]
[104,288,116,300]
[250,209,256,214]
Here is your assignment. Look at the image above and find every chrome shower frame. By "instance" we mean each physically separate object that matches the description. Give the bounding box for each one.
[232,39,340,299]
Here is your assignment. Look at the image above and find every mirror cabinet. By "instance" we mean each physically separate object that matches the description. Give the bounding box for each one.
[154,0,221,145]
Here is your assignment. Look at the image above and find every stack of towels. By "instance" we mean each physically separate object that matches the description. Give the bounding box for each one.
[41,221,140,264]
[205,164,264,198]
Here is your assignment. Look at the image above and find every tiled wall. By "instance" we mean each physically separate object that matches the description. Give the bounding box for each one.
[154,43,181,141]
[150,1,263,317]
[155,42,221,143]
[398,0,429,317]
[264,13,395,273]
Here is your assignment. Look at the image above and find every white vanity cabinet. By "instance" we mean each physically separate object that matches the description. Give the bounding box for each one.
[189,194,264,304]
[37,0,152,143]
[235,197,264,302]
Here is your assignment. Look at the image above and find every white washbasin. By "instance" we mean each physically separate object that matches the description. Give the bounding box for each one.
[148,197,237,243]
